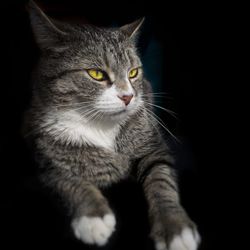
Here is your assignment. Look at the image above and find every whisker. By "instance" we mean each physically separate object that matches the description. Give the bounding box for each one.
[79,108,97,120]
[141,92,170,96]
[24,105,101,137]
[143,107,180,143]
[143,101,178,119]
[59,104,94,113]
[139,108,161,135]
[142,95,173,98]
[90,110,104,124]
[144,107,168,128]
[87,109,100,122]
[54,101,95,108]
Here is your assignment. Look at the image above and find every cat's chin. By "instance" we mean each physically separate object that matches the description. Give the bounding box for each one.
[111,110,128,118]
[102,109,134,123]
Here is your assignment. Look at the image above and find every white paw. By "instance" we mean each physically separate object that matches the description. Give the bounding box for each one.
[169,227,200,250]
[155,227,201,250]
[155,241,167,250]
[71,214,116,246]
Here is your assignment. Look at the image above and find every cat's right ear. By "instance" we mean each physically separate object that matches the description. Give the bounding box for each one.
[28,0,67,51]
[120,18,145,39]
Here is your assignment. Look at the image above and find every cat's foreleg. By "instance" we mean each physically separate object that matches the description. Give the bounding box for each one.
[137,162,201,250]
[45,171,116,246]
[70,181,116,246]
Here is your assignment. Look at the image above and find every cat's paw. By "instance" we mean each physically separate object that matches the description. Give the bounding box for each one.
[155,227,201,250]
[71,213,116,246]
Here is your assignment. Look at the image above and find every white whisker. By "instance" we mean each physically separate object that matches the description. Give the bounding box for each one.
[54,101,95,108]
[79,108,97,121]
[143,106,180,143]
[143,101,178,119]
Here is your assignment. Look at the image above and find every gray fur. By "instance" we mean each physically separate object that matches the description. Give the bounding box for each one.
[26,1,199,248]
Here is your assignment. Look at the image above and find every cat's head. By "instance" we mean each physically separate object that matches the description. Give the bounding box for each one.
[29,1,148,124]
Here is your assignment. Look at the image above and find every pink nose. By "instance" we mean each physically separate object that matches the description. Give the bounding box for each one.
[118,94,133,106]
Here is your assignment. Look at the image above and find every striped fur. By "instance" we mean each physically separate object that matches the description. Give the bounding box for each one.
[26,1,200,249]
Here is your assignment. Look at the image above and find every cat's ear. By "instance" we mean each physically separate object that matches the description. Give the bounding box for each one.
[120,17,145,39]
[28,0,68,51]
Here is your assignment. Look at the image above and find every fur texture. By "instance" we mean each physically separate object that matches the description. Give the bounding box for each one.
[26,1,200,249]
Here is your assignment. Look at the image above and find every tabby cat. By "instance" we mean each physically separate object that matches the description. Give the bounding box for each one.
[27,1,200,250]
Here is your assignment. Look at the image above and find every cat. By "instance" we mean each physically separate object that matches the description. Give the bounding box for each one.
[26,1,201,250]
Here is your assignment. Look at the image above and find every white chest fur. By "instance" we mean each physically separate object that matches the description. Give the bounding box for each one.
[42,110,119,151]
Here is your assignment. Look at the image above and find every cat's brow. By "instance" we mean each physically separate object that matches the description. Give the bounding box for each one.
[46,69,83,81]
[126,49,140,67]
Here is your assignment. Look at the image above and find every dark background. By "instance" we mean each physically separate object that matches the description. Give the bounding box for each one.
[0,1,240,249]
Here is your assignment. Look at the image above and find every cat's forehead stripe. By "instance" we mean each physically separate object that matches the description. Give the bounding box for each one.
[106,68,115,82]
[103,47,131,72]
[126,49,137,66]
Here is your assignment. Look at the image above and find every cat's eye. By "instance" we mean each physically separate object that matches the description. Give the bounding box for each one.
[87,69,107,81]
[129,68,139,79]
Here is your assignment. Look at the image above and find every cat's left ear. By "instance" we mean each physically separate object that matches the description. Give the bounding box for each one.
[120,17,145,39]
[28,0,68,51]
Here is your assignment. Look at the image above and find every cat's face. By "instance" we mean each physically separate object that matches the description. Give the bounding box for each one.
[56,28,144,123]
[30,2,145,124]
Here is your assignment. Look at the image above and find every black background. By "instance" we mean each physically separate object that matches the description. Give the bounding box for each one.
[0,1,241,249]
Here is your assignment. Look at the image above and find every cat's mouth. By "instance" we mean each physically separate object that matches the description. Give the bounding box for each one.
[112,110,127,115]
[103,109,127,117]
[100,106,135,120]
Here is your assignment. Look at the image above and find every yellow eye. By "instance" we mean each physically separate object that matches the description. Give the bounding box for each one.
[129,68,138,79]
[87,69,106,81]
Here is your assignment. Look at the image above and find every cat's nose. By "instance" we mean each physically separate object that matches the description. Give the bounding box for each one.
[118,94,134,106]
